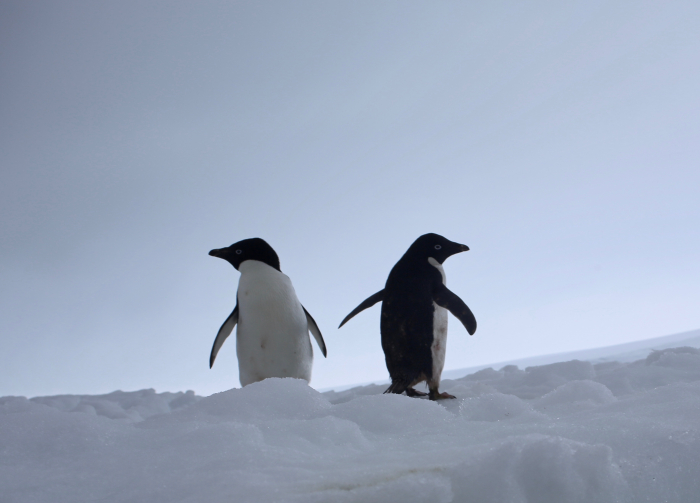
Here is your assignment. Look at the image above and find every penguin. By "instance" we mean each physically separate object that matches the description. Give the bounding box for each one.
[208,238,326,387]
[339,233,476,400]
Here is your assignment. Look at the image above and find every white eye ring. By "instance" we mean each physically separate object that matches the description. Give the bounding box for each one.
[434,245,442,250]
[235,249,242,255]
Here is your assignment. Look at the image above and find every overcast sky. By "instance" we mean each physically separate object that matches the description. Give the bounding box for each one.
[2,0,699,397]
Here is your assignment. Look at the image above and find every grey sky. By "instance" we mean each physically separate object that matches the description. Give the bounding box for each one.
[1,0,699,397]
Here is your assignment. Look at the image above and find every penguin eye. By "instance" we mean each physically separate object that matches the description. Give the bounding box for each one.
[434,245,442,250]
[235,249,242,255]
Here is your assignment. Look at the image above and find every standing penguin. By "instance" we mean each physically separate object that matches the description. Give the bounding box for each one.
[208,238,326,386]
[339,233,476,400]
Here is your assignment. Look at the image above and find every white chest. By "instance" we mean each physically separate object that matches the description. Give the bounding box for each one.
[428,257,448,384]
[237,261,299,319]
[235,261,312,386]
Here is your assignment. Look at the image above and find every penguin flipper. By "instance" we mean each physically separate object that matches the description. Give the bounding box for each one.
[433,283,477,335]
[338,290,385,328]
[209,303,239,368]
[302,306,327,357]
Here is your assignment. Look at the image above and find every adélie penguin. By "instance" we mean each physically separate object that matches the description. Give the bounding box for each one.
[339,233,476,400]
[208,238,326,386]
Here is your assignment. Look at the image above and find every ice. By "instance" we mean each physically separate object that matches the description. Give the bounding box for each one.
[450,435,627,503]
[531,380,616,418]
[2,347,700,502]
[459,390,539,422]
[12,388,201,423]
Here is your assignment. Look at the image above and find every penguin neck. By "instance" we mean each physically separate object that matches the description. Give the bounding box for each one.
[238,260,282,276]
[428,257,446,284]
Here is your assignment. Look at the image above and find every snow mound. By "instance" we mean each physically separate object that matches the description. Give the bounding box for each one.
[2,348,700,502]
[3,388,200,423]
[451,435,626,503]
[534,380,617,415]
[459,391,539,422]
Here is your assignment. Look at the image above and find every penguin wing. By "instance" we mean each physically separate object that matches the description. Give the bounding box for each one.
[302,306,327,357]
[209,303,239,368]
[338,289,385,328]
[433,283,477,335]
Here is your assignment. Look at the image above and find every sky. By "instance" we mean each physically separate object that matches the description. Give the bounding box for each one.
[1,0,699,397]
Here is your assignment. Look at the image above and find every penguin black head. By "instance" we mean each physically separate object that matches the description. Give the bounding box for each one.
[405,233,469,264]
[209,238,281,271]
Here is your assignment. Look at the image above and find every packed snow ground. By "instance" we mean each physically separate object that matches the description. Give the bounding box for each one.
[3,346,700,502]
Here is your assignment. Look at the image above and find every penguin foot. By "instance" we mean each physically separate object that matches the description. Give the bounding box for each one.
[429,390,456,401]
[405,387,428,397]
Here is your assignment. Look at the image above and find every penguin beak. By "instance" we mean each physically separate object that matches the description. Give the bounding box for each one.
[209,248,224,258]
[459,244,470,252]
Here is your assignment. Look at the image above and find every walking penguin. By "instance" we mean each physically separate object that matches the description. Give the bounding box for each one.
[339,233,476,400]
[208,238,326,386]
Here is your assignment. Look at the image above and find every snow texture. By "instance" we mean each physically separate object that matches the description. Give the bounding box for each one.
[2,346,700,502]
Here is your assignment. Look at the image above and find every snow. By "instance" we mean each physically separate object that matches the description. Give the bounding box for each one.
[3,346,700,502]
[441,328,700,380]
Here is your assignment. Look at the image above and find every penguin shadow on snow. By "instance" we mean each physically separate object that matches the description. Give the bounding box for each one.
[339,233,477,401]
[208,238,326,387]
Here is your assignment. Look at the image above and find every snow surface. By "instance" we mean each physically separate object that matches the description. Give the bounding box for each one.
[440,328,700,381]
[3,346,700,502]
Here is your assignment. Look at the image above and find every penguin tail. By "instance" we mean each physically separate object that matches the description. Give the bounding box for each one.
[384,377,412,395]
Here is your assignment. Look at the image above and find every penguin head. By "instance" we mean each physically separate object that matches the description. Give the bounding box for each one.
[407,233,469,264]
[209,238,281,271]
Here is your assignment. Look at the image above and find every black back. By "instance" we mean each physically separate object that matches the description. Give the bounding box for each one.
[381,234,469,386]
[209,237,281,271]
